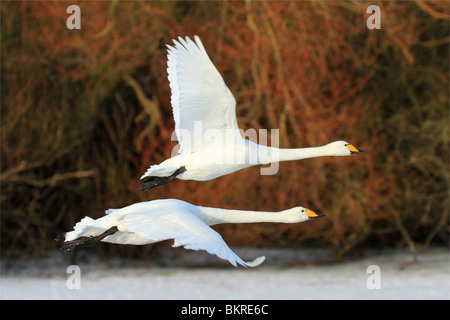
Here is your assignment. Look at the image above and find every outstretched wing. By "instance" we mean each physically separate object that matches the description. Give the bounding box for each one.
[167,36,241,155]
[120,208,264,268]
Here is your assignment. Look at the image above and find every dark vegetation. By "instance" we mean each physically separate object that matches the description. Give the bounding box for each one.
[1,1,448,261]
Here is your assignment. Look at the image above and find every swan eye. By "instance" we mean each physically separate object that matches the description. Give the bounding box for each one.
[301,209,305,212]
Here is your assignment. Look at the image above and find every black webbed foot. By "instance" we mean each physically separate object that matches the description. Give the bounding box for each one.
[58,226,119,252]
[139,166,186,193]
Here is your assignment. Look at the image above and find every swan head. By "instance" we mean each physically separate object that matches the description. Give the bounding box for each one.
[326,141,365,156]
[294,207,326,222]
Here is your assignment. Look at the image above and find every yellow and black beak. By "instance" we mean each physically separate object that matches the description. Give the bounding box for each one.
[347,144,365,155]
[306,209,326,219]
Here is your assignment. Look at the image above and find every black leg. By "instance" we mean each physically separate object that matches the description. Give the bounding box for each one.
[139,166,186,193]
[59,226,119,252]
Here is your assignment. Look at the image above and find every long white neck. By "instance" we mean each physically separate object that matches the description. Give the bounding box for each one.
[196,206,302,226]
[275,145,341,162]
[252,142,343,164]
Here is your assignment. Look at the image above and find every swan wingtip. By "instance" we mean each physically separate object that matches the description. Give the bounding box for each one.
[244,255,266,268]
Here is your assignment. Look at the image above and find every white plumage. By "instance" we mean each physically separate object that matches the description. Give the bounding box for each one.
[167,36,240,156]
[61,199,324,267]
[140,36,364,192]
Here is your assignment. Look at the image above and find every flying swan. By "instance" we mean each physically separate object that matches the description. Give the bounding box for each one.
[140,36,364,192]
[57,199,325,267]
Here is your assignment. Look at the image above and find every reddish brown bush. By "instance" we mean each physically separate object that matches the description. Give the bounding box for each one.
[1,1,448,261]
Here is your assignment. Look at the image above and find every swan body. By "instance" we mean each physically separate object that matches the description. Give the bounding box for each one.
[140,36,364,191]
[59,199,324,267]
[144,140,362,182]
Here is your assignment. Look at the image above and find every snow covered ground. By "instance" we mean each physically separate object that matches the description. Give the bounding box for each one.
[1,247,449,300]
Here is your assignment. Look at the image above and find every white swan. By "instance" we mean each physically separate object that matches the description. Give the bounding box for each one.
[57,199,325,267]
[140,36,364,192]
